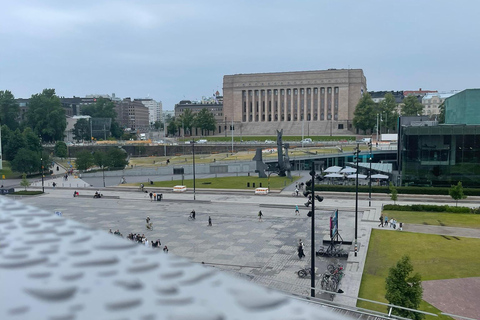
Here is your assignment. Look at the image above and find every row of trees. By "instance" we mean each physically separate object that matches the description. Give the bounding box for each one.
[75,149,128,171]
[1,125,50,174]
[166,108,216,136]
[353,92,425,134]
[1,89,125,144]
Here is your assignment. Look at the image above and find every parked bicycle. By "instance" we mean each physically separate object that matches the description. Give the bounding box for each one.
[297,267,313,278]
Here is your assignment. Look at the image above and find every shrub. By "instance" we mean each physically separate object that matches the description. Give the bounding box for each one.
[383,204,471,214]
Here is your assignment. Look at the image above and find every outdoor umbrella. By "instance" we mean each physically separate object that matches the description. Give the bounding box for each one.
[340,167,357,174]
[325,173,344,178]
[347,174,367,179]
[370,174,389,179]
[324,166,342,173]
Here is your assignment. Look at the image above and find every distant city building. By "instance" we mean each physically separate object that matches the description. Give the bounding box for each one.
[223,69,367,136]
[369,91,404,104]
[422,91,460,116]
[65,115,91,142]
[174,95,223,135]
[134,98,163,125]
[114,98,149,131]
[403,88,437,97]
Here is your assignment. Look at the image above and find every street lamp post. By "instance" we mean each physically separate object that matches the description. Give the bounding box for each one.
[41,157,44,193]
[354,144,360,256]
[102,165,105,188]
[309,163,315,298]
[368,142,372,207]
[191,140,196,200]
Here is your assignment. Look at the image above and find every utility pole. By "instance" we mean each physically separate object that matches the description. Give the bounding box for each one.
[354,144,360,256]
[192,140,196,201]
[368,141,372,207]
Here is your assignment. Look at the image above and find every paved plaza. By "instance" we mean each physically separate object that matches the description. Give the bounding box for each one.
[19,169,480,315]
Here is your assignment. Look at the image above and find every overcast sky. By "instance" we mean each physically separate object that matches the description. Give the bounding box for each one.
[1,0,478,110]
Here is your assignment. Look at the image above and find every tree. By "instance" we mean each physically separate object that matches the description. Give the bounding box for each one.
[20,173,31,191]
[73,118,91,141]
[385,255,423,320]
[93,151,108,169]
[23,127,42,153]
[54,141,68,158]
[353,92,377,134]
[389,182,398,204]
[378,93,398,133]
[153,120,162,130]
[194,108,217,135]
[177,109,195,136]
[3,128,27,161]
[0,90,20,130]
[75,151,94,171]
[81,98,121,138]
[106,148,128,168]
[167,117,178,136]
[401,95,424,116]
[438,102,445,123]
[10,148,40,174]
[449,181,467,206]
[26,89,66,142]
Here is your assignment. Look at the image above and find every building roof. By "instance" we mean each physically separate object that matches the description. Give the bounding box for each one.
[0,196,349,320]
[403,88,437,96]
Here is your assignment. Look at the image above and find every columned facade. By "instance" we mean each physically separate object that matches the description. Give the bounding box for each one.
[223,69,367,135]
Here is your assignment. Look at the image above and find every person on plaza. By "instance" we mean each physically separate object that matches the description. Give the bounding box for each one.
[109,229,113,234]
[295,187,299,196]
[378,214,384,227]
[258,210,263,221]
[149,192,153,201]
[384,216,388,228]
[140,183,144,192]
[208,216,212,226]
[52,182,56,189]
[144,238,149,247]
[298,239,305,259]
[190,210,196,219]
[146,216,153,230]
[73,190,77,197]
[295,205,300,216]
[163,245,169,253]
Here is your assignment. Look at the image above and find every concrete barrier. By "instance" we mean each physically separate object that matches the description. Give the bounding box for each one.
[255,187,269,195]
[173,185,187,192]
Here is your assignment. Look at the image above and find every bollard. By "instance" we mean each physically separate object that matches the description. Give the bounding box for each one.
[253,183,255,188]
[247,182,250,187]
[259,183,262,187]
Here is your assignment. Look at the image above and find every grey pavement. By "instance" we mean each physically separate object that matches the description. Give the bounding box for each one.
[14,184,480,310]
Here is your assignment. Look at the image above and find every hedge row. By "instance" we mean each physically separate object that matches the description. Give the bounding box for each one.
[383,204,473,214]
[314,185,480,196]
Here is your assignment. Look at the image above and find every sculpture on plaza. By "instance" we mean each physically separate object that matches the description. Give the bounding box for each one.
[253,129,292,179]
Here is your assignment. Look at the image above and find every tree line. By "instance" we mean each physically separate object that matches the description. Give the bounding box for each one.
[165,108,217,137]
[353,92,426,135]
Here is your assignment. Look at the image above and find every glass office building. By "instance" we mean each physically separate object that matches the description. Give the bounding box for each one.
[400,124,480,187]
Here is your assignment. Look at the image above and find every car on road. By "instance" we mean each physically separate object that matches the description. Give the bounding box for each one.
[265,140,276,144]
[301,138,313,144]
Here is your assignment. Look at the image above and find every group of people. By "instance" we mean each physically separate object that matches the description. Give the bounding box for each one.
[378,214,402,230]
[125,232,169,252]
[109,229,123,236]
[94,191,103,198]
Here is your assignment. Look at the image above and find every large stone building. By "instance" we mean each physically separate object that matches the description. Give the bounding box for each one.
[114,98,149,131]
[134,98,163,125]
[222,69,367,136]
[174,96,224,135]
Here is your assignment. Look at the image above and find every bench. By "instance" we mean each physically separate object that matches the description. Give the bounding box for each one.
[75,194,120,199]
[173,185,187,192]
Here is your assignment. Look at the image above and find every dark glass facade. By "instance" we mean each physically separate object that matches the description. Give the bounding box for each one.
[401,125,480,187]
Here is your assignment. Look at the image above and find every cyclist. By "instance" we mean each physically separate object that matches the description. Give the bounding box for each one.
[190,210,196,220]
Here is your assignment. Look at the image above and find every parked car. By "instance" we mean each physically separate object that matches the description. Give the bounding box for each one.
[265,140,276,144]
[301,138,313,144]
[197,139,208,144]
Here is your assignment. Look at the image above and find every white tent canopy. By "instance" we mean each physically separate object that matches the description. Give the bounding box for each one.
[370,174,389,179]
[325,173,344,178]
[340,167,356,174]
[347,174,367,179]
[324,166,342,173]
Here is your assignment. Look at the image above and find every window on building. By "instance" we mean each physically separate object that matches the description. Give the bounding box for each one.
[274,89,278,95]
[287,89,291,95]
[281,89,284,95]
[243,91,246,97]
[294,89,298,95]
[300,89,304,94]
[328,88,332,93]
[338,124,344,129]
[314,88,318,94]
[321,88,325,94]
[335,87,339,93]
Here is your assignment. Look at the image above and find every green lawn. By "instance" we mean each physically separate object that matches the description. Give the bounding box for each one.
[131,175,300,190]
[0,161,22,179]
[383,210,480,229]
[358,230,480,319]
[179,135,356,142]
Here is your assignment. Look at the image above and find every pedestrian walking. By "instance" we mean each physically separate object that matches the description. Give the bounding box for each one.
[52,182,56,189]
[149,192,153,201]
[295,205,299,216]
[298,239,305,259]
[378,214,384,227]
[163,245,169,253]
[384,216,388,228]
[258,210,263,221]
[295,187,299,196]
[208,216,212,226]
